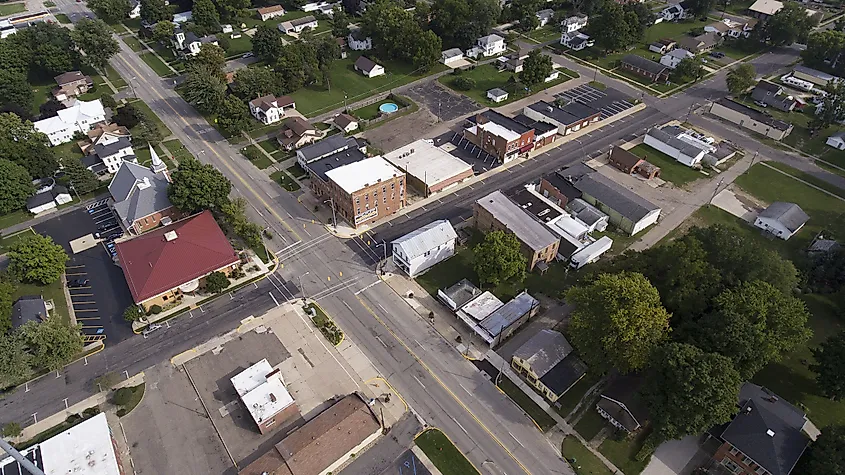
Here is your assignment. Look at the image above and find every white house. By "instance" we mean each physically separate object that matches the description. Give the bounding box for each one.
[827,131,845,150]
[34,99,106,146]
[173,11,192,24]
[392,220,457,277]
[643,125,714,168]
[26,185,72,214]
[441,48,464,66]
[347,29,372,51]
[302,0,340,14]
[93,135,136,174]
[754,202,809,240]
[659,48,693,69]
[222,24,233,33]
[128,0,141,18]
[354,56,385,78]
[172,29,218,57]
[333,113,359,133]
[545,69,561,82]
[467,34,505,58]
[257,5,285,21]
[536,9,555,27]
[249,95,296,125]
[562,14,588,33]
[661,1,693,21]
[560,31,594,51]
[487,88,509,103]
[278,15,318,34]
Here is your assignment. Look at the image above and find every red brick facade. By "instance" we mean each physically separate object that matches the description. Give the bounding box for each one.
[257,401,300,434]
[714,442,770,475]
[312,174,406,228]
[538,178,570,208]
[131,206,182,234]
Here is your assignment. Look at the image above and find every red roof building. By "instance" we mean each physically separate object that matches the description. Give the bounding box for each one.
[115,210,240,305]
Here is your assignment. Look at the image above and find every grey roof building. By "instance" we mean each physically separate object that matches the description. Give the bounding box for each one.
[474,190,559,253]
[109,161,173,232]
[758,202,809,233]
[572,172,659,222]
[11,295,48,329]
[296,134,358,165]
[512,329,587,401]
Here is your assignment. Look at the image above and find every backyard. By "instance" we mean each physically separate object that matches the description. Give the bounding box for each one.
[415,429,480,475]
[439,64,576,107]
[599,428,652,475]
[0,3,25,16]
[352,98,407,121]
[561,436,613,475]
[626,144,706,187]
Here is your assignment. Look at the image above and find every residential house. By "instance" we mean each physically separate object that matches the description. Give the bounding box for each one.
[751,81,797,112]
[33,99,106,146]
[382,139,474,195]
[596,374,648,433]
[644,125,715,167]
[475,291,540,347]
[128,0,141,18]
[173,11,192,23]
[222,24,233,34]
[473,190,560,271]
[791,65,839,87]
[391,219,458,277]
[115,210,240,307]
[619,54,670,83]
[79,122,130,154]
[726,18,757,38]
[347,28,372,50]
[753,202,809,240]
[301,0,340,15]
[710,98,794,140]
[296,134,361,167]
[748,0,782,19]
[277,116,320,150]
[333,113,359,133]
[678,32,722,54]
[463,110,535,162]
[709,383,814,475]
[354,56,385,78]
[441,48,464,66]
[704,20,731,36]
[91,134,137,174]
[523,99,602,136]
[499,52,526,73]
[562,14,588,33]
[545,69,561,82]
[467,34,506,58]
[10,295,49,329]
[536,9,555,27]
[660,48,693,69]
[53,71,94,101]
[826,131,845,149]
[26,185,72,214]
[257,5,285,20]
[608,147,661,179]
[109,156,178,235]
[172,28,218,57]
[278,15,317,34]
[511,329,588,403]
[560,31,594,51]
[648,38,676,54]
[661,1,693,21]
[230,359,299,434]
[487,88,509,103]
[248,95,296,125]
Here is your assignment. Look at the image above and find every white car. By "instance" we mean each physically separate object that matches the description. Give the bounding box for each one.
[142,324,163,337]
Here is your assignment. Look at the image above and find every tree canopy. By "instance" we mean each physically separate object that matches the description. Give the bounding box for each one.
[802,30,845,75]
[673,57,703,83]
[8,234,69,285]
[183,64,227,115]
[141,0,170,23]
[191,0,221,35]
[566,272,671,374]
[87,0,132,22]
[361,0,442,69]
[0,275,15,334]
[810,81,845,132]
[20,22,80,77]
[232,66,282,100]
[63,156,102,195]
[797,424,845,474]
[152,20,176,44]
[428,0,500,50]
[168,156,232,212]
[0,113,58,179]
[216,95,251,136]
[204,271,231,293]
[20,317,84,371]
[812,331,845,401]
[0,159,34,214]
[252,24,286,62]
[71,18,121,71]
[586,1,642,52]
[520,50,553,89]
[0,70,34,115]
[761,1,817,46]
[472,230,526,286]
[725,63,756,95]
[0,332,31,386]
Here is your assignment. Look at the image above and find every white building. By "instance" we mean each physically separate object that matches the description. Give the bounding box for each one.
[354,56,385,78]
[392,220,458,277]
[570,236,613,269]
[536,9,555,27]
[659,48,693,69]
[562,14,588,33]
[27,185,72,214]
[173,11,192,23]
[231,358,297,434]
[93,135,137,173]
[248,95,296,125]
[467,34,505,58]
[302,0,340,14]
[661,1,693,21]
[827,131,845,150]
[172,29,218,57]
[257,5,285,21]
[278,15,318,34]
[128,0,141,18]
[347,29,372,50]
[487,88,509,103]
[441,48,464,66]
[382,139,474,195]
[754,202,809,240]
[560,31,593,51]
[34,99,106,146]
[643,125,715,167]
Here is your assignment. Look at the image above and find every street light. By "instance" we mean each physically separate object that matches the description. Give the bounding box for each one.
[375,240,387,273]
[323,198,336,229]
[298,271,310,302]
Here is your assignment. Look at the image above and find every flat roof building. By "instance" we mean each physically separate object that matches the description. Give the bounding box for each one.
[463,110,535,163]
[479,291,539,347]
[710,98,793,140]
[231,359,299,434]
[383,139,474,195]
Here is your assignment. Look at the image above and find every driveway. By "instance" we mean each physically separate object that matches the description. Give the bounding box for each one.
[711,187,763,223]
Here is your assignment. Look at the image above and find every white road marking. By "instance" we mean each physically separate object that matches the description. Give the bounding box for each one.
[413,375,426,389]
[269,292,280,306]
[452,416,469,435]
[354,280,382,295]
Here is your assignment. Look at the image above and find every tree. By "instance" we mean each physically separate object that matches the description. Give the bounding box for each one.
[685,0,717,17]
[21,22,80,77]
[63,157,101,195]
[252,24,285,62]
[812,332,845,401]
[114,103,141,129]
[192,43,226,71]
[673,57,703,83]
[192,0,221,34]
[217,95,251,136]
[797,424,845,474]
[204,271,231,293]
[231,66,281,100]
[802,30,845,71]
[811,81,845,132]
[519,49,553,89]
[100,94,118,110]
[87,0,132,22]
[725,63,756,94]
[123,305,144,322]
[72,18,121,71]
[216,0,251,19]
[566,272,671,374]
[8,234,69,285]
[623,2,656,39]
[331,6,350,38]
[0,275,14,333]
[761,1,816,46]
[19,317,84,371]
[452,76,476,90]
[428,0,500,49]
[168,156,232,212]
[0,113,58,179]
[152,20,176,45]
[0,159,34,214]
[132,118,163,146]
[643,343,741,441]
[183,64,227,114]
[472,230,526,286]
[0,70,34,114]
[220,197,263,249]
[39,98,65,118]
[0,34,32,74]
[572,0,605,15]
[413,29,442,71]
[587,2,635,52]
[0,332,30,386]
[141,0,170,24]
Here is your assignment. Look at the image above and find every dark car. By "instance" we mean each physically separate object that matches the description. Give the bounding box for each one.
[709,51,725,59]
[68,279,90,288]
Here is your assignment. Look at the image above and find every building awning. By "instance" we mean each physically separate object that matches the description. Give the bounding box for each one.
[520,143,535,153]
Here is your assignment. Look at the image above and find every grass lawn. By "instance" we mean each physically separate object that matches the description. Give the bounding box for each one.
[288,52,447,117]
[258,138,281,154]
[30,82,54,116]
[556,373,601,419]
[140,52,174,77]
[626,144,705,187]
[592,224,654,255]
[0,3,25,15]
[242,144,275,169]
[287,163,308,179]
[0,210,35,233]
[135,144,167,167]
[573,406,607,440]
[599,428,652,475]
[643,19,709,44]
[224,34,252,57]
[561,436,613,475]
[270,170,301,192]
[161,139,191,166]
[55,13,71,24]
[526,25,562,43]
[0,228,35,254]
[497,375,558,432]
[102,64,127,89]
[415,429,480,475]
[352,98,406,120]
[439,64,573,107]
[13,277,70,327]
[765,161,845,199]
[122,35,145,52]
[126,99,172,137]
[721,0,754,15]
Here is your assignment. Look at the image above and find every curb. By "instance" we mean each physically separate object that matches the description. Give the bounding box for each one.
[414,427,483,475]
[304,300,346,347]
[364,376,409,412]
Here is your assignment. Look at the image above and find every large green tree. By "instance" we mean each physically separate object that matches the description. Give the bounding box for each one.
[413,30,443,71]
[725,63,756,94]
[673,57,703,83]
[21,22,80,77]
[473,230,526,287]
[192,0,221,35]
[168,156,232,212]
[0,159,35,214]
[761,1,817,46]
[587,2,637,52]
[216,0,251,19]
[72,18,121,71]
[220,197,263,249]
[8,234,69,285]
[566,272,671,374]
[87,0,132,22]
[20,317,84,371]
[519,50,553,89]
[141,0,171,23]
[252,24,285,62]
[330,6,351,37]
[362,0,444,68]
[812,331,845,401]
[802,30,845,71]
[643,343,741,441]
[810,81,845,132]
[193,43,226,71]
[183,64,227,114]
[0,275,15,334]
[0,34,32,74]
[0,332,31,385]
[204,271,231,293]
[231,66,281,100]
[797,424,845,474]
[152,21,176,44]
[0,70,34,114]
[428,0,500,50]
[63,157,102,195]
[685,0,717,17]
[216,95,251,136]
[0,113,58,179]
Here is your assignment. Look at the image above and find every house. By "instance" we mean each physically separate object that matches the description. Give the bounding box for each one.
[660,48,693,69]
[511,329,588,403]
[296,134,361,167]
[115,210,240,306]
[748,0,781,19]
[333,113,359,133]
[475,291,539,347]
[171,28,218,57]
[792,65,840,87]
[91,134,136,174]
[754,202,809,240]
[499,52,526,73]
[53,71,94,101]
[608,147,661,179]
[826,131,845,150]
[238,394,381,475]
[301,0,340,14]
[523,99,602,136]
[648,38,676,54]
[347,28,372,50]
[277,117,320,150]
[248,95,296,125]
[560,31,594,51]
[467,34,505,58]
[545,69,561,83]
[391,220,458,277]
[474,190,560,271]
[710,98,793,140]
[619,55,670,83]
[34,99,106,146]
[79,122,130,155]
[441,48,464,66]
[709,383,814,475]
[128,0,141,18]
[109,157,177,235]
[751,81,797,112]
[536,9,555,27]
[562,14,588,33]
[173,11,192,23]
[26,185,72,214]
[678,32,722,54]
[487,87,509,103]
[354,56,385,78]
[644,125,715,167]
[230,359,298,434]
[808,235,840,254]
[10,295,49,329]
[222,24,233,33]
[704,20,731,36]
[257,5,285,21]
[726,18,757,38]
[596,374,648,433]
[661,1,692,21]
[383,139,474,195]
[463,110,535,162]
[278,15,317,34]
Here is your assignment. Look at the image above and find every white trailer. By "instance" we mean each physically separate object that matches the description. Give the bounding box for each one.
[569,236,613,269]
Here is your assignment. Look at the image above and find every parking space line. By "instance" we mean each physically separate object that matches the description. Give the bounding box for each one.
[65,272,87,276]
[70,293,93,296]
[76,317,101,321]
[71,301,97,305]
[75,309,99,312]
[66,265,85,269]
[81,325,103,329]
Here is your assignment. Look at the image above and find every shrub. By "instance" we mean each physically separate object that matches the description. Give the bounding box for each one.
[100,94,118,110]
[113,387,133,406]
[150,305,162,314]
[82,406,100,417]
[123,305,144,322]
[65,413,82,424]
[205,271,231,294]
[2,422,21,438]
[452,76,476,91]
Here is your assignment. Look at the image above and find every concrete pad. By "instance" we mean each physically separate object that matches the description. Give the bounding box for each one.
[642,435,701,475]
[712,189,760,223]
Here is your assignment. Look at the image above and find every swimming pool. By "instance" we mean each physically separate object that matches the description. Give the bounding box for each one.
[379,102,399,114]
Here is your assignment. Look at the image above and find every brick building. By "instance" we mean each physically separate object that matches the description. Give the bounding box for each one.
[463,110,535,163]
[231,359,299,434]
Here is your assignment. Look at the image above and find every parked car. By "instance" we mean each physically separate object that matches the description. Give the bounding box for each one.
[709,51,725,58]
[68,279,90,288]
[754,100,768,108]
[142,324,163,337]
[242,52,254,58]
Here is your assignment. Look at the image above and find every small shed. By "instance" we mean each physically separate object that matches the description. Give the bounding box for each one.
[487,88,509,103]
[826,131,845,150]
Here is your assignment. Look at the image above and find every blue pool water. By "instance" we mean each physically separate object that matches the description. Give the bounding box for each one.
[379,102,399,114]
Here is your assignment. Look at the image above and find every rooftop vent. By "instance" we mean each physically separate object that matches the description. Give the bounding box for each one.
[164,231,178,241]
[767,429,775,437]
[269,393,276,402]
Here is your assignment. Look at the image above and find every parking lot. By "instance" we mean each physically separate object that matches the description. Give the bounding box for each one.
[555,84,636,119]
[433,130,500,174]
[34,200,135,343]
[404,81,481,122]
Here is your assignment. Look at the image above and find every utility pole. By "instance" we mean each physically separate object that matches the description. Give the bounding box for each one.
[709,177,725,205]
